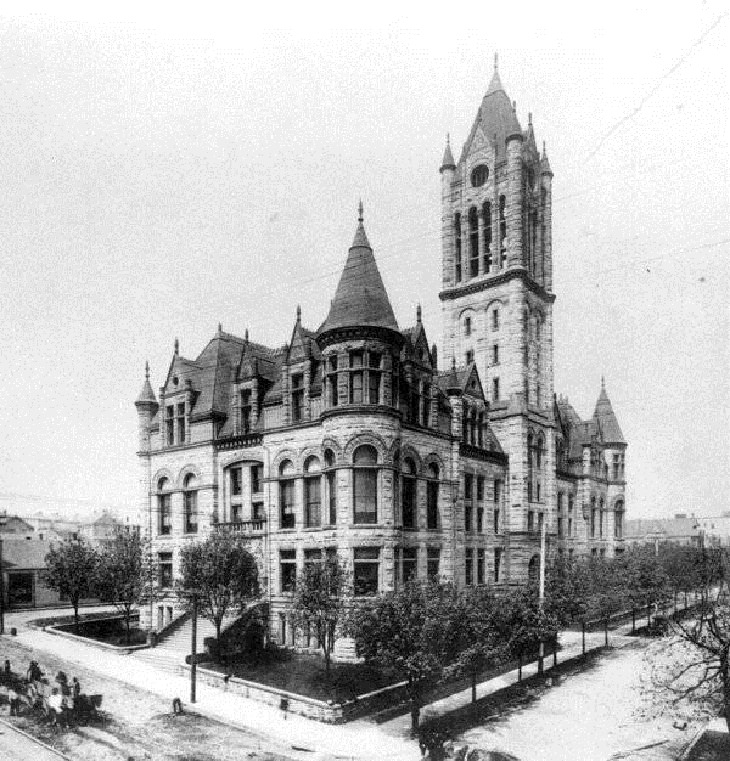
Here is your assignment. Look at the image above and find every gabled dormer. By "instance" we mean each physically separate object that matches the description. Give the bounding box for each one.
[281,307,322,426]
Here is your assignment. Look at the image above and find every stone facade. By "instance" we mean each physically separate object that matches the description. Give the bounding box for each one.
[134,63,627,646]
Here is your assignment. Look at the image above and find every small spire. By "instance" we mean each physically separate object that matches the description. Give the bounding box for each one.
[416,303,422,324]
[351,201,371,248]
[440,134,456,172]
[296,304,302,323]
[145,361,150,381]
[494,52,499,72]
[174,338,179,355]
[244,327,249,342]
[542,140,546,157]
[358,199,364,222]
[218,322,222,333]
[528,112,532,126]
[601,375,606,392]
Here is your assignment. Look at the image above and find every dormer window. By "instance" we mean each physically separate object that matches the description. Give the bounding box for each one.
[291,373,304,422]
[240,389,252,433]
[176,403,185,443]
[165,406,174,446]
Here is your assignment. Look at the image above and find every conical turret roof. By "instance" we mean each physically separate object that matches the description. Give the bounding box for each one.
[135,362,158,407]
[319,204,399,335]
[440,135,455,171]
[593,378,626,445]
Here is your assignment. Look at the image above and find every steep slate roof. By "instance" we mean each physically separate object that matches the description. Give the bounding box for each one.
[319,205,399,334]
[458,63,522,164]
[593,380,626,445]
[135,363,157,406]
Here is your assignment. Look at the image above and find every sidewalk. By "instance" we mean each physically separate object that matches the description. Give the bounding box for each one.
[5,606,640,760]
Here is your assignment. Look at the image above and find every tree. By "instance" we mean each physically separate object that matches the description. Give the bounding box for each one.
[348,579,462,735]
[44,539,100,633]
[453,586,510,705]
[643,548,730,731]
[290,556,346,678]
[504,587,558,664]
[178,530,260,644]
[96,530,143,644]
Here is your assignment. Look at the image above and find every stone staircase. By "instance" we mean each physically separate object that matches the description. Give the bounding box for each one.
[133,616,218,671]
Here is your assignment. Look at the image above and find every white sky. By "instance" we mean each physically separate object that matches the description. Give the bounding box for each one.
[0,2,728,521]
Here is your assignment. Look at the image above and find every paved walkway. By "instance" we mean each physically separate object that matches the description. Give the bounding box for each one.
[6,606,646,760]
[0,719,68,760]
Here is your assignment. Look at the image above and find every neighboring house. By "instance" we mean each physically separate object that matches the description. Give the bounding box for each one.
[624,514,704,549]
[80,511,124,547]
[134,61,628,651]
[0,516,36,540]
[0,539,60,609]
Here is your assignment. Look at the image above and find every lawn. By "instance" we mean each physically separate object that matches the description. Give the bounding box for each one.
[53,615,147,647]
[205,647,396,702]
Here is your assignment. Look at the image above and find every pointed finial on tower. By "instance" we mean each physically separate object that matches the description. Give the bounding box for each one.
[543,140,546,156]
[145,361,150,380]
[601,375,606,392]
[440,134,456,172]
[244,327,249,342]
[296,304,302,323]
[174,338,179,355]
[528,112,532,126]
[218,322,222,333]
[358,199,364,223]
[416,303,422,324]
[494,52,499,72]
[451,354,456,371]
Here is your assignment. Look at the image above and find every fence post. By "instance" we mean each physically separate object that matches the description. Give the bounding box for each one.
[604,618,608,647]
[518,653,522,682]
[632,608,635,634]
[647,604,651,627]
[582,621,586,655]
[553,638,557,668]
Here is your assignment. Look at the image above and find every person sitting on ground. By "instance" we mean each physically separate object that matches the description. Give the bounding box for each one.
[47,688,66,727]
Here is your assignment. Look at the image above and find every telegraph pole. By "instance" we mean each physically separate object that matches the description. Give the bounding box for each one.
[190,593,198,703]
[538,511,546,673]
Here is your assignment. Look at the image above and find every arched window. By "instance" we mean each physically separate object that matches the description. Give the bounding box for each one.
[599,497,604,538]
[401,457,417,529]
[527,433,534,503]
[536,434,545,501]
[454,213,462,282]
[499,195,507,265]
[590,495,597,538]
[157,478,172,536]
[353,445,378,525]
[183,473,198,534]
[482,201,492,271]
[528,554,539,582]
[469,206,479,278]
[324,449,337,525]
[304,456,321,528]
[614,500,624,539]
[279,460,296,529]
[426,463,439,530]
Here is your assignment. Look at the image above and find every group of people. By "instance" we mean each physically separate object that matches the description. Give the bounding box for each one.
[26,661,83,727]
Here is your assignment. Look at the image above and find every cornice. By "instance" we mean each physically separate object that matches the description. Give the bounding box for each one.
[439,268,556,303]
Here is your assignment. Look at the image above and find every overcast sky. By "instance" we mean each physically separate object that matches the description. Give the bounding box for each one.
[0,3,728,521]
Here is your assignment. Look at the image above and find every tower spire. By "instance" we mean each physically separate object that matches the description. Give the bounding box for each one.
[440,133,456,172]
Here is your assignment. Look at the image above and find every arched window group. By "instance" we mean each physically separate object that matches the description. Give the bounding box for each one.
[463,404,485,448]
[527,431,545,504]
[183,474,198,534]
[157,477,172,536]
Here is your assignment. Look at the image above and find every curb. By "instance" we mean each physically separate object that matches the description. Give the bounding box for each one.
[0,716,73,760]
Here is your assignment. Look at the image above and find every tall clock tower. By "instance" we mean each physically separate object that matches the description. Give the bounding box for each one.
[439,57,556,581]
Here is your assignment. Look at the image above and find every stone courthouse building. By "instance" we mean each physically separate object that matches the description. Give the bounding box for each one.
[135,61,627,645]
